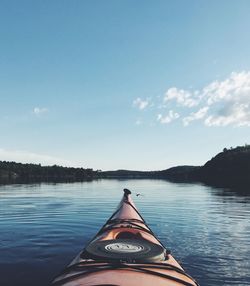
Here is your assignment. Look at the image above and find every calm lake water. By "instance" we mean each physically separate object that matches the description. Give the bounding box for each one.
[0,179,250,286]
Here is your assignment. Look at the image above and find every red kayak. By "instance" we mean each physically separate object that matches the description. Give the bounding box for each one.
[51,189,199,286]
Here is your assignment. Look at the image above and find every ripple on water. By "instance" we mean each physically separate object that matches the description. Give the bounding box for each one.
[0,180,250,286]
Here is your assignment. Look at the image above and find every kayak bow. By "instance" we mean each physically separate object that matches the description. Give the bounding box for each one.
[52,189,199,286]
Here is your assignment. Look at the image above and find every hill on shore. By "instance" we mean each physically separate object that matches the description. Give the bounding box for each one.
[0,145,250,190]
[100,145,250,189]
[197,145,250,187]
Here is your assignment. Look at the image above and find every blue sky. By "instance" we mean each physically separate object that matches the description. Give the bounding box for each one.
[1,0,250,170]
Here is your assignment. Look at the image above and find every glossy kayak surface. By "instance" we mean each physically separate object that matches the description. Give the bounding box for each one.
[51,189,199,286]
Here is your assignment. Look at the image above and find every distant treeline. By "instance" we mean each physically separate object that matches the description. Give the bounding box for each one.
[0,161,96,183]
[99,166,200,181]
[100,145,250,190]
[1,145,250,191]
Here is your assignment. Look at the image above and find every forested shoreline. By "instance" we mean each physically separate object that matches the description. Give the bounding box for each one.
[0,162,97,183]
[1,145,250,192]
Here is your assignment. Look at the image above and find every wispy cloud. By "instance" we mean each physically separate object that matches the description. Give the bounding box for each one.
[0,148,75,166]
[183,107,209,126]
[204,103,250,127]
[201,71,250,126]
[33,107,49,116]
[164,87,200,107]
[203,72,250,106]
[133,71,250,127]
[157,110,180,124]
[133,97,149,110]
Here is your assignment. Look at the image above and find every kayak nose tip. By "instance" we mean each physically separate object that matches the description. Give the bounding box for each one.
[123,188,131,196]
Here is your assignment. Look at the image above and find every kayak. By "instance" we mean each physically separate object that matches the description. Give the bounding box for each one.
[51,189,199,286]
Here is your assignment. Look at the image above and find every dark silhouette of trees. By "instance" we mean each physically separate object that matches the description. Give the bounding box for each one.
[1,145,249,192]
[198,145,250,188]
[0,161,97,183]
[100,145,250,191]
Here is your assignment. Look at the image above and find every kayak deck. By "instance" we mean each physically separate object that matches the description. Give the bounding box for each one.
[52,189,199,286]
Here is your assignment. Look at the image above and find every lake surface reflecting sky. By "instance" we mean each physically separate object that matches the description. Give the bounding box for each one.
[0,180,249,286]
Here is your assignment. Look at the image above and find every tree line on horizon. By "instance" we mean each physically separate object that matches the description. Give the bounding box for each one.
[0,145,250,191]
[0,161,96,183]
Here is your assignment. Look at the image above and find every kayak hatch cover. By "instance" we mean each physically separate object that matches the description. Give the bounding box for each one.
[51,189,199,286]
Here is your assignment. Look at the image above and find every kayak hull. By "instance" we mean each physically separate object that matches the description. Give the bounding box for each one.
[52,189,198,286]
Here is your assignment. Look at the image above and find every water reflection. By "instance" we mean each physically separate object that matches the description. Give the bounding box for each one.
[0,180,249,286]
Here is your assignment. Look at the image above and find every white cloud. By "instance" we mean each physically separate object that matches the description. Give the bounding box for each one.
[133,71,250,127]
[201,71,250,126]
[164,87,200,107]
[183,106,209,126]
[33,107,49,116]
[163,71,250,127]
[157,110,180,124]
[204,103,250,127]
[133,98,149,110]
[203,72,250,105]
[0,148,75,166]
